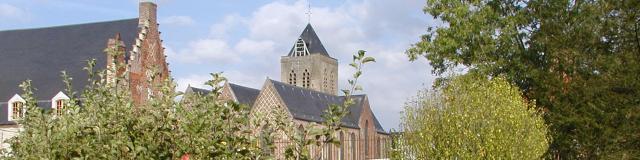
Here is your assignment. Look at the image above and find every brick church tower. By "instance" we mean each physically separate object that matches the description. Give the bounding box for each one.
[281,24,338,95]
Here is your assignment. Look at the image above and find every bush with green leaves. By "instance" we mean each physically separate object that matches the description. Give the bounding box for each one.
[1,43,375,159]
[399,74,549,159]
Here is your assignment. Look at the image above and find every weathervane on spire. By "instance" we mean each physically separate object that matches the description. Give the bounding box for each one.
[305,0,312,23]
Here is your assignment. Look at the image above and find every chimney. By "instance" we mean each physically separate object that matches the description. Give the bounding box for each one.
[139,1,157,28]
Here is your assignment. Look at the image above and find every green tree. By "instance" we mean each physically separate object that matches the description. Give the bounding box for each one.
[408,0,639,158]
[400,74,549,159]
[1,43,376,159]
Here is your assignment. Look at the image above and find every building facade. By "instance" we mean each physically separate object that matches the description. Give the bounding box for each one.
[210,24,390,159]
[0,1,169,144]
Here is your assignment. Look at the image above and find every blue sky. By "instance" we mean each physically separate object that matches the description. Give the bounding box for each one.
[0,0,437,130]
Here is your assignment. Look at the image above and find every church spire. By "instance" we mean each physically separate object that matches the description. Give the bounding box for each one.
[305,0,312,23]
[287,24,331,58]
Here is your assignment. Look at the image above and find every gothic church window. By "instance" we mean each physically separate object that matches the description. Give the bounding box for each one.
[302,69,311,88]
[365,120,369,157]
[377,137,381,158]
[12,102,24,119]
[339,132,345,160]
[351,133,356,160]
[289,70,297,85]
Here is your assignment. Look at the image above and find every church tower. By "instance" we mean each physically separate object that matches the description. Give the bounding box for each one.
[281,24,338,95]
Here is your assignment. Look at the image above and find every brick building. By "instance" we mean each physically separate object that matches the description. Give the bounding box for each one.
[188,24,391,159]
[0,1,168,141]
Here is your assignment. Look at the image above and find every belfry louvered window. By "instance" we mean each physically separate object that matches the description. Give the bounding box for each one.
[289,70,297,85]
[302,69,310,88]
[294,38,309,56]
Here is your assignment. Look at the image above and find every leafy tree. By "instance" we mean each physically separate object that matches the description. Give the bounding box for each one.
[2,54,264,159]
[408,0,639,158]
[1,42,376,159]
[399,74,549,159]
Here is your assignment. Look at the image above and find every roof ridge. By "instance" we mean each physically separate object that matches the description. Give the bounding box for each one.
[269,79,339,98]
[0,18,138,33]
[229,83,259,91]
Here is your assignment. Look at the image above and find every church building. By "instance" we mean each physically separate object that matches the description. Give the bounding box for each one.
[187,24,390,159]
[0,1,169,144]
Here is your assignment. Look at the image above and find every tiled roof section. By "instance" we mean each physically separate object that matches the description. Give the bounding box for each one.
[228,83,260,107]
[185,86,211,96]
[287,23,332,58]
[0,18,139,124]
[269,80,385,132]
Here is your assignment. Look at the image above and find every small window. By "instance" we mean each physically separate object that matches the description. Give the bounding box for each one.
[12,102,24,119]
[339,132,345,160]
[56,99,65,115]
[351,133,356,160]
[303,69,310,88]
[289,70,297,85]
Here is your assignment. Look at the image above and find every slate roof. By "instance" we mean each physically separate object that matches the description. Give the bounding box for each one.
[184,86,211,96]
[287,24,332,58]
[268,80,386,133]
[228,83,260,107]
[0,18,139,124]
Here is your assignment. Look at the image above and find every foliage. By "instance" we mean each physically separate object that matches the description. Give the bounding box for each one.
[399,74,549,159]
[1,43,376,159]
[280,50,376,160]
[2,43,264,159]
[408,0,640,158]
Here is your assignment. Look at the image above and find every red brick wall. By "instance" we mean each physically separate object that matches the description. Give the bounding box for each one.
[128,2,170,105]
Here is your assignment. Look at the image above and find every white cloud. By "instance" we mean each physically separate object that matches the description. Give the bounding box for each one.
[0,3,28,21]
[160,16,195,26]
[171,38,239,64]
[209,15,244,38]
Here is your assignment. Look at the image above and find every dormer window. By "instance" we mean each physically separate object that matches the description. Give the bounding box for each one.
[12,102,24,120]
[294,38,309,57]
[51,91,70,115]
[55,99,65,115]
[8,94,26,121]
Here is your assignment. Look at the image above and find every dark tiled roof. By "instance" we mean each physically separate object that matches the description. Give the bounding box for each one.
[184,86,211,96]
[228,83,260,107]
[0,18,139,124]
[287,23,332,58]
[269,80,385,132]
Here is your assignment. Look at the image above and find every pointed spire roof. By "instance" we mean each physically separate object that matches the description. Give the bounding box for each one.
[287,23,331,58]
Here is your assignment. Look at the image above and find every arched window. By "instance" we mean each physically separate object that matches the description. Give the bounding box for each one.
[12,101,24,119]
[260,125,273,154]
[289,70,297,85]
[56,99,65,115]
[351,133,356,160]
[298,124,305,140]
[364,120,369,157]
[330,71,335,92]
[377,137,381,158]
[339,132,344,160]
[302,69,310,88]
